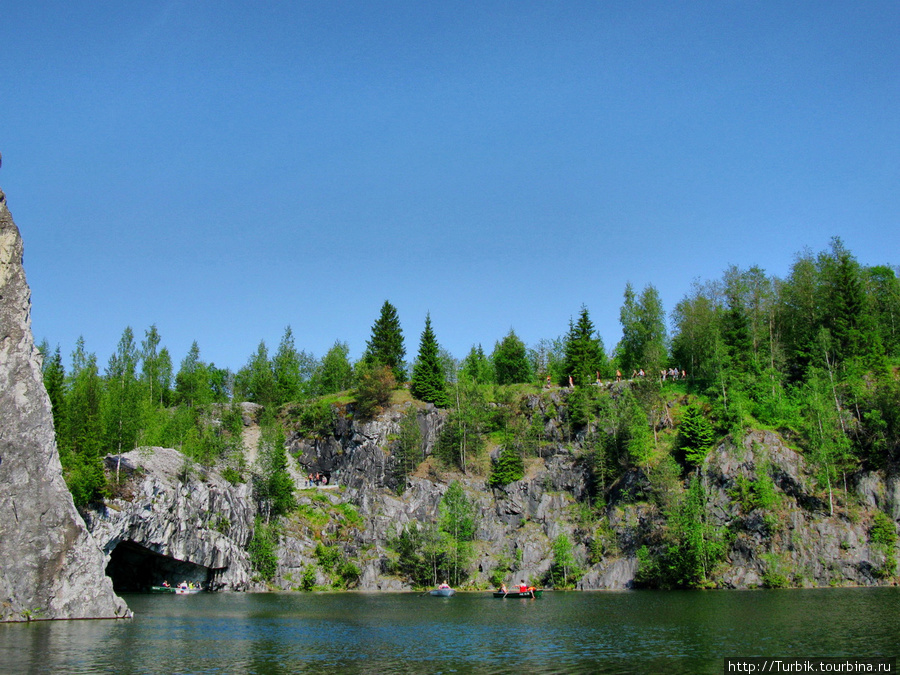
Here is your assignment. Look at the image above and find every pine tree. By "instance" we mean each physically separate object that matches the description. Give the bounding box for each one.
[272,325,303,405]
[562,306,606,386]
[63,337,106,505]
[492,330,532,385]
[459,344,494,385]
[411,314,451,407]
[362,300,407,382]
[676,403,716,468]
[42,344,67,436]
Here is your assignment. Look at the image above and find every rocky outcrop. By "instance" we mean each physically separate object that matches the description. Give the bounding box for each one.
[703,431,893,588]
[274,397,898,592]
[0,188,129,621]
[84,447,258,591]
[288,402,447,492]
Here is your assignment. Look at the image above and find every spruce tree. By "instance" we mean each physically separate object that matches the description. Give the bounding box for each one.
[676,403,716,468]
[411,314,451,407]
[459,344,494,385]
[42,344,67,435]
[492,330,532,385]
[272,325,303,405]
[562,306,606,386]
[363,300,407,382]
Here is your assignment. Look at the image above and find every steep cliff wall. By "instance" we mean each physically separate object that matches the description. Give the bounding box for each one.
[78,392,898,594]
[275,397,898,591]
[0,188,129,621]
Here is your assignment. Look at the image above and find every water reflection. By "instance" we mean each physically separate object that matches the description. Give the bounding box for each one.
[1,589,897,674]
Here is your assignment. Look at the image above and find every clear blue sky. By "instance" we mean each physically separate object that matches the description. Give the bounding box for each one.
[2,1,898,372]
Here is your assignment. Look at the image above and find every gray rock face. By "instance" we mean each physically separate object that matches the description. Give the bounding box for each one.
[277,396,898,592]
[85,448,258,591]
[703,431,890,588]
[0,189,129,621]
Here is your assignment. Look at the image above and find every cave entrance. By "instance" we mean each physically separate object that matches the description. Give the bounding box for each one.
[106,541,212,592]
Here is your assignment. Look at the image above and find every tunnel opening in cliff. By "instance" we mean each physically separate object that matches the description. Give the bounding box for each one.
[105,541,212,592]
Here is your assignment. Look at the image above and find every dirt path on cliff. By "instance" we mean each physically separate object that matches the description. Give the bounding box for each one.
[242,421,308,488]
[242,424,261,466]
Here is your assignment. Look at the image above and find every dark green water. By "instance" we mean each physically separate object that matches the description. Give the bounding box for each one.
[1,588,897,674]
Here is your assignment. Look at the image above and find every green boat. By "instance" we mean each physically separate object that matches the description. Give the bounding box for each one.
[149,585,176,594]
[492,589,542,598]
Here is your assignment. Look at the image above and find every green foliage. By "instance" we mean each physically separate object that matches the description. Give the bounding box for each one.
[410,314,451,407]
[235,340,278,408]
[760,552,792,588]
[63,452,108,508]
[313,341,354,396]
[675,402,716,468]
[459,344,495,385]
[617,284,667,376]
[290,399,336,438]
[314,543,360,589]
[300,565,317,591]
[253,424,296,522]
[562,306,607,386]
[438,481,477,586]
[623,390,653,468]
[174,341,216,407]
[141,324,172,407]
[730,464,781,520]
[272,326,305,405]
[544,533,582,589]
[492,330,532,385]
[488,555,514,588]
[248,518,279,581]
[353,363,396,420]
[362,300,407,382]
[41,343,66,434]
[393,405,423,490]
[529,337,566,385]
[435,379,490,472]
[870,511,898,578]
[636,477,728,588]
[488,446,525,487]
[221,467,243,485]
[387,521,448,588]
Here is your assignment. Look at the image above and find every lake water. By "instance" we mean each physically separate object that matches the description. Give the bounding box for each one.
[1,588,897,674]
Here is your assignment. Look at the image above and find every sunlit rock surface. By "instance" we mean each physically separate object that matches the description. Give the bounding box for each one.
[0,188,129,621]
[85,447,257,591]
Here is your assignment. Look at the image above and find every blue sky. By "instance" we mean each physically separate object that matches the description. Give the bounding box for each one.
[2,1,898,372]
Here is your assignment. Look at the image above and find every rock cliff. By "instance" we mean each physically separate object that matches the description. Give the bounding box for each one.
[272,395,899,592]
[0,188,129,621]
[76,390,898,594]
[85,448,257,591]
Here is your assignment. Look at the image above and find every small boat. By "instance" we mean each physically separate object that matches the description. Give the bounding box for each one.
[429,586,455,597]
[174,583,202,595]
[493,588,543,599]
[149,585,176,594]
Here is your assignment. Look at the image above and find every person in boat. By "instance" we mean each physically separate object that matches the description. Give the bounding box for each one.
[519,581,528,593]
[499,584,508,593]
[162,581,170,588]
[438,581,450,589]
